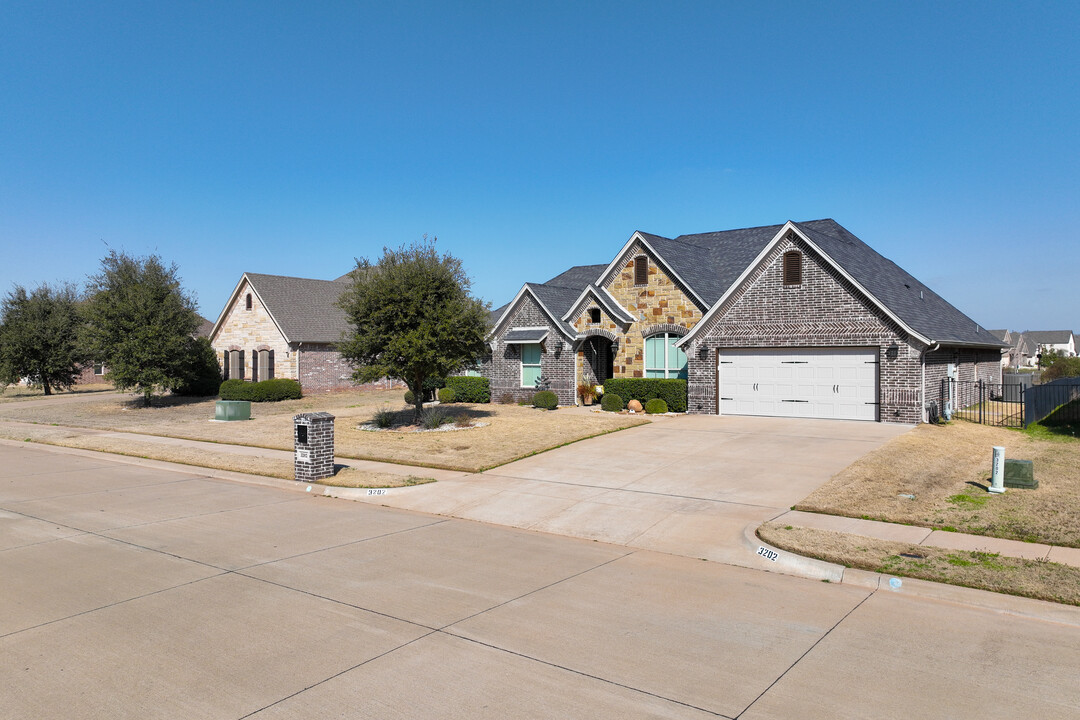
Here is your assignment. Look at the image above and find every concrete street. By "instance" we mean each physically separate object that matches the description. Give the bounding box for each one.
[3,441,1079,718]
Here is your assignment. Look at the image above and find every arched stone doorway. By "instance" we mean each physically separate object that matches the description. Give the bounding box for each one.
[581,335,615,384]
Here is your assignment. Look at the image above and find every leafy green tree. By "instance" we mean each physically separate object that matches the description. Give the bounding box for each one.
[82,251,200,406]
[174,336,223,396]
[1042,349,1080,381]
[337,239,489,421]
[0,283,89,395]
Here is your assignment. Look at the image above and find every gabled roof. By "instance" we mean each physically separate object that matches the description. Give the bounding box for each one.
[488,264,625,341]
[494,219,1005,351]
[1023,330,1075,345]
[211,272,352,345]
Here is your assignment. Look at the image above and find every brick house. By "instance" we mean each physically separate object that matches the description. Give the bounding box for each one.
[209,273,361,393]
[486,219,1006,424]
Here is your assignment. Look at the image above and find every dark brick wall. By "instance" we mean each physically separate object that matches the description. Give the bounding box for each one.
[487,295,575,406]
[297,344,356,393]
[926,347,1005,418]
[294,412,334,482]
[684,236,924,424]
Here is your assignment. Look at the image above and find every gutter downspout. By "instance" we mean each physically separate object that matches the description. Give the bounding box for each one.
[922,342,940,422]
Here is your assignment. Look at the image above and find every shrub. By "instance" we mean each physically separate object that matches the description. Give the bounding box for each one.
[174,337,222,396]
[372,406,396,428]
[603,378,687,412]
[455,412,474,428]
[219,378,301,402]
[600,393,624,412]
[446,375,491,403]
[577,382,597,403]
[404,389,415,404]
[499,392,515,405]
[421,406,452,429]
[1043,356,1080,382]
[422,374,445,401]
[532,390,558,410]
[644,398,668,414]
[437,387,456,404]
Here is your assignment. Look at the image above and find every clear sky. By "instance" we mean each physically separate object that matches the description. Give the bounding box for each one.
[2,2,1077,333]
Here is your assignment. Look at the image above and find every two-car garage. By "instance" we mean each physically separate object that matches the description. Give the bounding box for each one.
[717,347,879,421]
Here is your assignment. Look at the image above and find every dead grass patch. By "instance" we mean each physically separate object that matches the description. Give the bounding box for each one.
[0,383,114,403]
[795,421,1080,547]
[0,422,433,488]
[0,389,648,472]
[758,522,1080,606]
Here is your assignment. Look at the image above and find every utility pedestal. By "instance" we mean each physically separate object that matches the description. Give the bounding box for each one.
[294,412,335,482]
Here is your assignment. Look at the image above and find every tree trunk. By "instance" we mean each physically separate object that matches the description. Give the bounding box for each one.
[412,374,424,423]
[143,390,152,408]
[42,381,52,396]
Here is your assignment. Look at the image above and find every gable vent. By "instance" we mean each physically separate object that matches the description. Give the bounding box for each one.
[782,251,802,286]
[634,256,648,286]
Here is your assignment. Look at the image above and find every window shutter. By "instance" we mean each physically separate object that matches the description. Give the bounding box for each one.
[634,256,648,286]
[266,350,275,380]
[239,350,245,380]
[783,251,802,285]
[251,349,259,382]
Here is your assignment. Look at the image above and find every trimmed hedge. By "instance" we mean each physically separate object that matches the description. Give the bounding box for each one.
[437,387,456,404]
[219,378,302,402]
[644,398,668,414]
[532,390,558,410]
[446,375,491,403]
[602,378,686,413]
[600,393,624,412]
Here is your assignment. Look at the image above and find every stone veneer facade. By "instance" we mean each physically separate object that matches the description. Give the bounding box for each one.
[212,279,296,382]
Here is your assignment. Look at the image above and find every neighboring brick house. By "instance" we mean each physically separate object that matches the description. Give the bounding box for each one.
[209,273,361,393]
[486,219,1006,424]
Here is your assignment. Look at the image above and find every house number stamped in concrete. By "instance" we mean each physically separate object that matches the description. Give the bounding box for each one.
[757,546,779,562]
[366,489,388,496]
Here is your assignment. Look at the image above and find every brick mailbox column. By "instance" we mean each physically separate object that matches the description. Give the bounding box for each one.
[294,412,335,482]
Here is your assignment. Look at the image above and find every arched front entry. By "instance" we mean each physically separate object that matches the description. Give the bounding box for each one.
[581,336,615,384]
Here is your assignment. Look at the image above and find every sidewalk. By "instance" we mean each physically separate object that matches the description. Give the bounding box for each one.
[771,508,1080,569]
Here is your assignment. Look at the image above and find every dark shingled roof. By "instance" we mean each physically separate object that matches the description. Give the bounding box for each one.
[495,219,1004,349]
[245,273,352,344]
[791,220,1004,347]
[1023,330,1075,345]
[196,315,214,338]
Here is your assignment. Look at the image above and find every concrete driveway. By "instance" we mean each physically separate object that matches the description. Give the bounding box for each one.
[3,441,1080,718]
[354,414,910,566]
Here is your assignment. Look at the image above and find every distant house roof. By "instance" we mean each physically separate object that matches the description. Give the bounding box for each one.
[1023,330,1075,345]
[211,272,352,345]
[196,315,214,338]
[988,329,1011,343]
[493,219,1005,350]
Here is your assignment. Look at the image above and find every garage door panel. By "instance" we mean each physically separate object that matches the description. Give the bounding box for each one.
[719,348,878,422]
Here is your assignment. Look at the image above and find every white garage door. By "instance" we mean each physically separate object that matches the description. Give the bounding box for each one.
[718,348,878,421]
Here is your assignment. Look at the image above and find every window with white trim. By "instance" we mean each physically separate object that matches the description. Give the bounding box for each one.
[644,333,687,379]
[520,344,542,387]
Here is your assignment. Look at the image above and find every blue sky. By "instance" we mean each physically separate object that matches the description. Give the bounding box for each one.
[2,2,1077,332]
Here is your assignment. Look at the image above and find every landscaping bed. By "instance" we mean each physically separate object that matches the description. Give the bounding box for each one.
[793,420,1080,547]
[0,388,648,472]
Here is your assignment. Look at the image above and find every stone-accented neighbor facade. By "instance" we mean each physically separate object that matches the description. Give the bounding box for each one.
[486,219,1007,423]
[210,272,406,394]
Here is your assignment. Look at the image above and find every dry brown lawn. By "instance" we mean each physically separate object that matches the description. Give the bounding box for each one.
[758,522,1080,606]
[0,388,648,472]
[0,383,114,403]
[0,422,434,487]
[796,421,1080,547]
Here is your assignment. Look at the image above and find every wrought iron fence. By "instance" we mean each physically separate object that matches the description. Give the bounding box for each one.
[941,378,1024,428]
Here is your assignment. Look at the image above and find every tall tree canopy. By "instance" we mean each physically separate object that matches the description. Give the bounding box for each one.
[337,239,489,420]
[83,251,200,406]
[0,283,88,395]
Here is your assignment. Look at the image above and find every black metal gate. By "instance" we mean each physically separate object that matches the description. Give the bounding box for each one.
[941,378,1025,428]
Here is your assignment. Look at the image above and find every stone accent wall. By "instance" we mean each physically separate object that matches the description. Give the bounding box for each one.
[298,344,356,393]
[685,236,924,424]
[487,295,575,406]
[602,243,704,378]
[294,412,334,482]
[212,279,295,381]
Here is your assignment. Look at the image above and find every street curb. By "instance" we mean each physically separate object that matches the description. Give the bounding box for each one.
[741,522,844,582]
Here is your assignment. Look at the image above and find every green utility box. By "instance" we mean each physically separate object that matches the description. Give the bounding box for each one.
[215,400,251,422]
[1003,459,1036,489]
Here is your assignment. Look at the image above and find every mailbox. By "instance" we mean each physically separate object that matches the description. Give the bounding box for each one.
[294,412,334,482]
